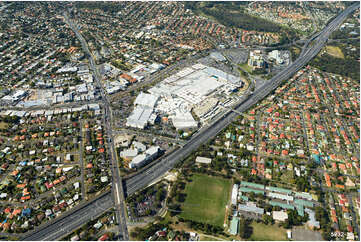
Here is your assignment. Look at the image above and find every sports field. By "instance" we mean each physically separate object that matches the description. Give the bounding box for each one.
[180,174,231,227]
[250,221,287,241]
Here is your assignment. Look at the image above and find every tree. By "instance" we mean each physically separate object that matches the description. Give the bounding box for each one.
[176,193,186,203]
[248,192,256,201]
[239,219,253,238]
[296,176,310,192]
[262,214,274,225]
[169,204,181,217]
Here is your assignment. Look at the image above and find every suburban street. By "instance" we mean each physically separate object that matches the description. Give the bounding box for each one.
[63,12,129,240]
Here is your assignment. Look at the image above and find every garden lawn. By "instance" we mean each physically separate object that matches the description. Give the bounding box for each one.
[180,173,231,227]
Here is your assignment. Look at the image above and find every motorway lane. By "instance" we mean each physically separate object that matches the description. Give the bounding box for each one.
[23,193,113,241]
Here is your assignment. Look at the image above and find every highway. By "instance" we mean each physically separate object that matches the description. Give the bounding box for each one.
[22,192,113,241]
[124,2,360,196]
[20,3,359,240]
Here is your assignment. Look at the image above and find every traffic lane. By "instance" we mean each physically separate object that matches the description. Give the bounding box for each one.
[24,194,113,241]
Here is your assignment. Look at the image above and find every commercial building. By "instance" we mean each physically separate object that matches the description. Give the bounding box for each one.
[144,63,243,129]
[2,89,28,103]
[145,146,160,159]
[134,92,159,108]
[128,146,160,169]
[133,141,146,152]
[119,149,138,160]
[248,50,265,69]
[193,97,219,118]
[129,154,147,169]
[296,204,304,217]
[126,92,159,129]
[126,106,153,129]
[268,50,284,64]
[171,111,198,130]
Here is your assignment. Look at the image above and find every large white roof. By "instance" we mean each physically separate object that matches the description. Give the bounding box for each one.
[172,111,197,130]
[126,106,153,129]
[134,92,159,108]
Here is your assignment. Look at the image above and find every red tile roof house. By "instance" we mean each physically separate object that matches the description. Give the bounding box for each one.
[98,234,109,241]
[156,231,167,237]
[59,201,67,210]
[347,225,353,232]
